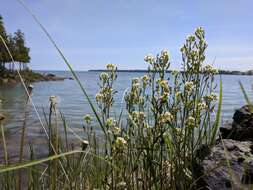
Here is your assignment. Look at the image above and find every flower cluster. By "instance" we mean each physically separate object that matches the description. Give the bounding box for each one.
[106,63,116,71]
[197,101,208,110]
[144,54,154,63]
[181,27,208,74]
[184,81,194,92]
[112,126,121,135]
[204,93,218,102]
[106,117,117,127]
[49,96,57,106]
[115,137,127,149]
[141,75,149,86]
[100,72,109,81]
[83,114,92,124]
[203,64,219,75]
[132,111,145,123]
[161,49,169,63]
[160,111,174,124]
[144,50,170,70]
[95,87,114,105]
[125,78,142,105]
[185,116,195,128]
[158,79,170,92]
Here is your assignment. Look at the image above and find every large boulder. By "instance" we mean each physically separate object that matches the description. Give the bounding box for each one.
[195,139,253,190]
[220,105,253,141]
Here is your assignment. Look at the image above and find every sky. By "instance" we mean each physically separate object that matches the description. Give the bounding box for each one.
[0,0,253,71]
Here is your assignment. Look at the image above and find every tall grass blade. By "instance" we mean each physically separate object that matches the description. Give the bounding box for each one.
[0,150,84,173]
[16,0,106,134]
[210,77,222,144]
[239,81,253,112]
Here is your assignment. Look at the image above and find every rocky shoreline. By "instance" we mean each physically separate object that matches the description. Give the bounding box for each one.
[0,70,73,85]
[195,105,253,189]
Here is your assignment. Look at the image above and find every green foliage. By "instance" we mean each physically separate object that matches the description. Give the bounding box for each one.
[0,15,30,71]
[81,27,221,189]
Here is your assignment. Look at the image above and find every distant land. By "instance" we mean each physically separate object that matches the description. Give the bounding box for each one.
[88,69,253,75]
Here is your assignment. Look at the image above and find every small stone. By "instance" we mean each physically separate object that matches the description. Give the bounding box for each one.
[224,141,235,151]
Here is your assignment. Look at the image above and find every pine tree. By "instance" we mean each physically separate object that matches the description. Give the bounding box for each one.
[7,34,15,71]
[0,15,9,71]
[0,15,30,72]
[14,29,30,71]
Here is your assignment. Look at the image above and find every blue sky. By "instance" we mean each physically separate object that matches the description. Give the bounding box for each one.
[1,0,253,71]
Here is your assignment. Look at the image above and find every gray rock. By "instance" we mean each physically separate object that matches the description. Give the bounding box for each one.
[196,139,253,190]
[220,105,253,141]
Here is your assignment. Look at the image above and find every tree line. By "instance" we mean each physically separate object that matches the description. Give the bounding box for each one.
[0,14,30,72]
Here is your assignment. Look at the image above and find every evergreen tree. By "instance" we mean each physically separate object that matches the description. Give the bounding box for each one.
[7,34,15,71]
[14,29,30,71]
[0,15,30,72]
[0,15,9,71]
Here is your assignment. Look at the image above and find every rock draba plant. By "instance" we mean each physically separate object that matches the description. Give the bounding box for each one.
[0,27,221,190]
[82,27,221,189]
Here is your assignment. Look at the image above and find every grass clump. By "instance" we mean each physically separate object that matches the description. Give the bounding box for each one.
[0,27,221,189]
[82,27,221,189]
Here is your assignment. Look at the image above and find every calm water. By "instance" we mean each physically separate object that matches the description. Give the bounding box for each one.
[0,71,253,137]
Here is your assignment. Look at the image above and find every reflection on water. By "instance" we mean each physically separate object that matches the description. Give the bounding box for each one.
[0,71,253,138]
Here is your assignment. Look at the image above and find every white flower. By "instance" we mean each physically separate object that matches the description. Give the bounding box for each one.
[141,75,149,83]
[132,83,140,90]
[49,96,57,105]
[106,63,116,71]
[115,137,127,148]
[195,27,204,34]
[161,49,169,57]
[132,111,145,122]
[83,114,92,123]
[100,72,109,81]
[144,54,154,63]
[159,80,170,92]
[112,126,121,135]
[132,78,139,84]
[203,64,219,74]
[184,81,194,92]
[204,93,218,102]
[95,93,103,102]
[106,117,117,127]
[198,102,207,110]
[160,111,173,123]
[185,116,195,128]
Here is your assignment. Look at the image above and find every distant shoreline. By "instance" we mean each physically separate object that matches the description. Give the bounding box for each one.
[0,70,73,85]
[88,69,253,75]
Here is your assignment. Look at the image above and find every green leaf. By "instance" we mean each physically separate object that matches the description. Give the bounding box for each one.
[0,150,83,173]
[210,77,222,144]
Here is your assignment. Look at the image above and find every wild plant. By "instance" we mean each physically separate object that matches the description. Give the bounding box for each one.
[0,27,222,190]
[82,27,222,189]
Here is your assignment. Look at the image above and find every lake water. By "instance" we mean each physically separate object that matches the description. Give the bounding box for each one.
[0,71,253,138]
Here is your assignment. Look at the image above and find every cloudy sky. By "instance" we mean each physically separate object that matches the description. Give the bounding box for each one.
[1,0,253,71]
